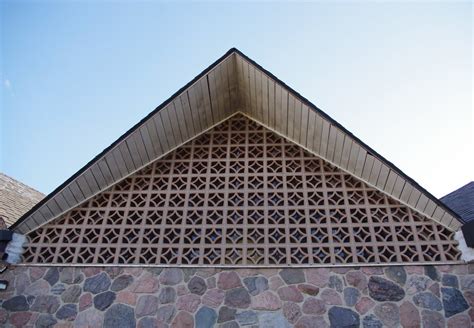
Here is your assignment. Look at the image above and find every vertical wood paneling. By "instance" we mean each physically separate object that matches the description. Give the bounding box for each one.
[354,147,367,176]
[238,58,251,114]
[139,125,157,162]
[180,93,197,137]
[160,106,179,147]
[312,114,324,155]
[249,64,257,118]
[376,164,390,190]
[173,99,189,141]
[384,170,398,194]
[119,142,137,171]
[368,159,382,186]
[199,78,214,126]
[408,189,422,208]
[281,88,289,135]
[306,110,316,149]
[68,181,86,203]
[218,58,231,117]
[415,194,429,212]
[254,69,263,122]
[299,104,309,146]
[391,176,406,199]
[207,70,221,122]
[261,73,269,126]
[144,120,163,158]
[53,193,71,213]
[346,142,360,174]
[227,54,239,112]
[333,129,345,166]
[89,164,107,190]
[153,113,171,152]
[274,83,283,132]
[132,131,150,165]
[326,126,338,163]
[287,94,296,140]
[400,182,414,203]
[361,155,374,181]
[424,200,437,217]
[109,149,128,178]
[319,120,331,159]
[267,79,275,129]
[187,83,207,132]
[124,137,143,169]
[340,136,352,169]
[60,187,77,207]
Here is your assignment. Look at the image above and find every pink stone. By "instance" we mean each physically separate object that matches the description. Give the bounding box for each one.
[452,265,468,275]
[25,280,49,296]
[171,311,194,328]
[345,271,368,291]
[405,266,424,275]
[437,265,452,273]
[0,308,8,324]
[217,271,242,290]
[176,284,189,296]
[123,268,143,276]
[130,272,159,293]
[79,293,93,311]
[83,267,101,277]
[176,294,201,313]
[283,302,302,324]
[14,273,30,295]
[305,268,330,287]
[320,289,342,305]
[251,291,282,310]
[10,311,31,328]
[447,314,470,328]
[55,323,74,328]
[428,282,440,298]
[302,298,326,315]
[298,284,319,296]
[159,268,183,285]
[332,267,354,274]
[355,297,375,315]
[30,267,47,282]
[400,301,421,328]
[464,290,474,307]
[75,308,104,327]
[196,268,218,278]
[202,289,224,308]
[295,316,329,328]
[361,267,383,275]
[468,308,474,322]
[206,277,216,289]
[116,291,137,305]
[269,276,285,291]
[277,286,304,302]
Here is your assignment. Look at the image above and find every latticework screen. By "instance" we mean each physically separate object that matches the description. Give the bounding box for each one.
[24,114,460,266]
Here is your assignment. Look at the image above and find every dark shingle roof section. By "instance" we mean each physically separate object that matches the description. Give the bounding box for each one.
[0,173,45,227]
[441,182,474,223]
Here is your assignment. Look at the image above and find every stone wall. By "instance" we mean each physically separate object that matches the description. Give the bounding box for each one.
[0,264,472,327]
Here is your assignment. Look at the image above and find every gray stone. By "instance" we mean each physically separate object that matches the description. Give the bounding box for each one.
[104,304,136,328]
[280,269,305,284]
[302,298,326,315]
[188,276,207,295]
[224,287,251,308]
[328,306,360,328]
[442,274,458,288]
[59,268,83,284]
[2,295,29,311]
[218,306,237,323]
[137,317,158,328]
[84,272,111,294]
[460,275,474,290]
[368,276,405,301]
[295,316,329,328]
[156,304,176,323]
[422,310,445,328]
[362,314,383,328]
[282,302,302,324]
[75,308,104,327]
[219,321,239,328]
[328,275,343,292]
[344,287,360,307]
[243,276,269,296]
[160,268,183,285]
[425,266,440,281]
[183,268,197,282]
[258,312,291,328]
[51,283,66,295]
[56,304,77,320]
[44,268,59,286]
[235,310,258,325]
[159,287,177,304]
[61,285,82,303]
[373,302,399,328]
[35,313,57,328]
[111,275,134,292]
[413,292,442,311]
[94,291,116,311]
[35,313,58,328]
[136,295,159,317]
[406,275,431,295]
[384,267,406,285]
[441,287,469,318]
[30,295,60,313]
[105,267,124,279]
[196,306,217,328]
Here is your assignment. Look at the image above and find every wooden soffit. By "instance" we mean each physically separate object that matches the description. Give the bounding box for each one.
[11,48,462,234]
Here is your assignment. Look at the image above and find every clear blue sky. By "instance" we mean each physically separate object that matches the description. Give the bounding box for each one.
[1,2,472,198]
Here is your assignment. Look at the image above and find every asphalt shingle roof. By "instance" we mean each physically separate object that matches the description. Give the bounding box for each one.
[440,181,474,223]
[0,173,45,227]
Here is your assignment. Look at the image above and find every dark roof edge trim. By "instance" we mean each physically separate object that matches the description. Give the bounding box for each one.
[10,48,239,231]
[230,48,463,224]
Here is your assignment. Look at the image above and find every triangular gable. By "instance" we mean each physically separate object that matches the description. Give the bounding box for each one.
[24,114,460,266]
[11,48,462,235]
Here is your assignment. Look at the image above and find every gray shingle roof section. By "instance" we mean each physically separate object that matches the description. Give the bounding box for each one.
[0,173,45,227]
[440,181,474,223]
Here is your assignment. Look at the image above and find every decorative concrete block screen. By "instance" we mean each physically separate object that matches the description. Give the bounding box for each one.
[23,114,460,266]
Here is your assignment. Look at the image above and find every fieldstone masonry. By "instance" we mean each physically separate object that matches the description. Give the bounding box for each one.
[0,265,472,327]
